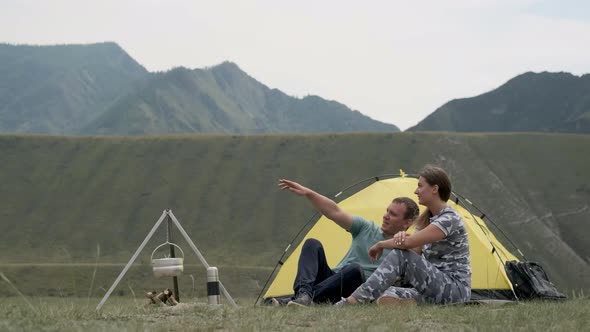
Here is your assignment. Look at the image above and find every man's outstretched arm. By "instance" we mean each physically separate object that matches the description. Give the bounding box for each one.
[279,179,353,231]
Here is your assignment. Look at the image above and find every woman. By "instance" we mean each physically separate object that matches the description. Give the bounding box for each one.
[336,165,471,305]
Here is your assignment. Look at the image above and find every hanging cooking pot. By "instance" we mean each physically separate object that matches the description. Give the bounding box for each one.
[151,242,185,278]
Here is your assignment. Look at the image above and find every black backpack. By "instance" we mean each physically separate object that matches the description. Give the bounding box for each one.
[505,261,567,300]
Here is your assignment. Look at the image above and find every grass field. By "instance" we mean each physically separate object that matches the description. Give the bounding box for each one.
[1,133,589,330]
[0,296,588,331]
[0,264,270,299]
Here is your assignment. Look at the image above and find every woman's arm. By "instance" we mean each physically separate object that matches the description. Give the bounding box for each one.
[368,224,446,261]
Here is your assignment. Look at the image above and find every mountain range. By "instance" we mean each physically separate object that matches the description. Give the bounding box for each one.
[3,42,590,135]
[408,71,590,133]
[0,42,398,135]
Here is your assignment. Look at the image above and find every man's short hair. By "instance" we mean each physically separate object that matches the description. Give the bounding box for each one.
[392,197,419,221]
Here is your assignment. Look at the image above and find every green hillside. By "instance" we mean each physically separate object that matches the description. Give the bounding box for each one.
[0,133,588,295]
[408,72,590,133]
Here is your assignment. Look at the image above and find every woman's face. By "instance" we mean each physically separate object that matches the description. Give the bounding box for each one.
[414,176,437,205]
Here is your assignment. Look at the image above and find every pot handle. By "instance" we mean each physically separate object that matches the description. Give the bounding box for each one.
[151,242,185,261]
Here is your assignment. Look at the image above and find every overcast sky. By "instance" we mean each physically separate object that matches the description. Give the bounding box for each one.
[2,0,589,130]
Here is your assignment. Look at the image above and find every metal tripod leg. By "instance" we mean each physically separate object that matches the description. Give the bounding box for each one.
[96,211,168,311]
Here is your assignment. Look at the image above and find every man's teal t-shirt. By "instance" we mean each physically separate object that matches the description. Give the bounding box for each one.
[333,215,391,278]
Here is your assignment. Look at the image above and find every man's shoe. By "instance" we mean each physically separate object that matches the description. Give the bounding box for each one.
[333,297,351,307]
[287,293,313,307]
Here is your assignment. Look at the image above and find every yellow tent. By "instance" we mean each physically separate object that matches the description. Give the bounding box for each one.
[263,175,519,302]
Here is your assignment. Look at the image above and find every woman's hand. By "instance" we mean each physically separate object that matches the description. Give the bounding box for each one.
[393,231,410,247]
[278,179,310,196]
[368,242,384,262]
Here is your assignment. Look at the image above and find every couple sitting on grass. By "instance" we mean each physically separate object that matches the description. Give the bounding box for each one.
[276,165,471,307]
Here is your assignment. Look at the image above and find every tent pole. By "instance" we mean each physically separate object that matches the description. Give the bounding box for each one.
[454,194,520,301]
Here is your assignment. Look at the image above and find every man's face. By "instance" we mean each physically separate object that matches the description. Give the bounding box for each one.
[381,202,410,236]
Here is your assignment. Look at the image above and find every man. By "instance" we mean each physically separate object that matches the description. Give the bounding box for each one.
[278,179,419,306]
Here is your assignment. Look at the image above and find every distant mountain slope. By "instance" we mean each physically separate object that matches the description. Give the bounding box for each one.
[0,42,148,134]
[408,72,590,133]
[0,43,398,135]
[0,133,588,294]
[84,62,398,134]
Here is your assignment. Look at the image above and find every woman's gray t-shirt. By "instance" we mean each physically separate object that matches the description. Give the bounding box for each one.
[422,206,471,287]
